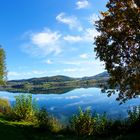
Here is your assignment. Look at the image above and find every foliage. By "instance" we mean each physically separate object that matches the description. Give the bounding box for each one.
[70,108,95,136]
[11,94,37,121]
[23,83,33,92]
[48,115,62,133]
[95,113,110,135]
[36,107,62,133]
[1,104,140,139]
[0,98,11,114]
[0,46,7,85]
[35,107,49,129]
[1,113,140,140]
[70,108,110,136]
[94,0,140,102]
[128,106,140,127]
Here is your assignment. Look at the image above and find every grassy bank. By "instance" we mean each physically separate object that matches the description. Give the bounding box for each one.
[0,95,140,140]
[0,114,140,140]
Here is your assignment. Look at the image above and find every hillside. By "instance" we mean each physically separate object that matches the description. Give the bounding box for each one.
[8,75,76,85]
[8,72,109,85]
[0,72,109,94]
[81,71,109,81]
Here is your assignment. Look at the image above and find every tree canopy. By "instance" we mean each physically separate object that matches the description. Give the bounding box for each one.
[0,46,7,85]
[94,0,140,102]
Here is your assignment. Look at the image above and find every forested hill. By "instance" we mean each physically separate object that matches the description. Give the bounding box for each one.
[81,71,109,81]
[8,75,76,85]
[8,72,109,85]
[0,72,109,94]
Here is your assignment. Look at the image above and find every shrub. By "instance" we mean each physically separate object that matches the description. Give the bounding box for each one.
[70,107,96,136]
[128,106,140,124]
[36,107,62,133]
[0,98,11,114]
[127,106,140,130]
[48,115,62,133]
[70,107,111,136]
[36,107,49,130]
[95,113,109,135]
[11,94,37,121]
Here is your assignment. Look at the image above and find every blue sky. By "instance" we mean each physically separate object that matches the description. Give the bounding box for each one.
[0,0,108,80]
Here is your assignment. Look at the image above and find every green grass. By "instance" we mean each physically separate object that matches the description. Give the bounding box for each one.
[0,96,140,140]
[0,114,140,140]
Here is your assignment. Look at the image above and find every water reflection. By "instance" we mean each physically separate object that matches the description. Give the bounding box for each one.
[0,88,140,122]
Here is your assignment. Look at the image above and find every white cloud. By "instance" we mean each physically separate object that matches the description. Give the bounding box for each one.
[76,0,90,9]
[60,60,102,66]
[65,96,79,99]
[31,29,61,47]
[63,68,85,73]
[80,53,90,59]
[89,13,99,24]
[8,70,48,80]
[8,72,21,77]
[50,107,55,111]
[63,68,77,72]
[63,28,99,43]
[22,28,62,57]
[8,59,105,79]
[66,101,84,107]
[44,59,53,64]
[63,35,82,42]
[62,22,100,43]
[56,12,83,31]
[32,70,47,75]
[84,28,100,41]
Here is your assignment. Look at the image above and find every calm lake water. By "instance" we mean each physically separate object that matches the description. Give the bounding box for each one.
[0,87,140,122]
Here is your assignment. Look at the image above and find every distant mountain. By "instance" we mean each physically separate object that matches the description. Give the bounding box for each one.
[8,72,109,85]
[90,71,109,79]
[0,72,110,94]
[81,71,109,80]
[8,75,76,85]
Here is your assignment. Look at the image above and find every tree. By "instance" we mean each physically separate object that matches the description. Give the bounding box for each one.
[0,46,7,85]
[94,0,140,102]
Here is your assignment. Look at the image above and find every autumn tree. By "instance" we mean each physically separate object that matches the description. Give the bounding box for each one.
[94,0,140,102]
[0,46,7,85]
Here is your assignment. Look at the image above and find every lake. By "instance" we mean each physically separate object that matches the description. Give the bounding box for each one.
[0,87,140,122]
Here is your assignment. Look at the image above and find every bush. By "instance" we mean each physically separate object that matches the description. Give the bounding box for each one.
[128,106,140,124]
[0,98,11,114]
[127,106,140,130]
[36,107,49,130]
[70,107,110,136]
[36,107,62,133]
[70,107,96,136]
[48,115,62,133]
[11,94,37,121]
[95,113,109,135]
